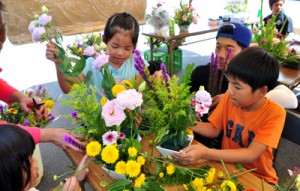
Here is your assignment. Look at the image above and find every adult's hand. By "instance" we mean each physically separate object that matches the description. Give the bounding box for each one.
[211,93,224,108]
[62,176,82,191]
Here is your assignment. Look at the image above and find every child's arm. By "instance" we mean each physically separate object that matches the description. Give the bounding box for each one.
[189,121,222,139]
[173,140,267,165]
[45,41,85,94]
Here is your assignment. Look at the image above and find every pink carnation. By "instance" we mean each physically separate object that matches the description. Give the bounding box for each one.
[115,89,143,110]
[102,100,126,127]
[195,90,212,107]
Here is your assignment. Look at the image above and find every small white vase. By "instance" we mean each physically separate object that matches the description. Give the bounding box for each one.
[156,135,194,158]
[102,165,131,181]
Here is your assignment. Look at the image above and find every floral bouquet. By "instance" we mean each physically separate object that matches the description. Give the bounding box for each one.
[276,166,300,191]
[252,14,300,64]
[133,49,211,151]
[145,2,171,30]
[174,0,199,26]
[0,85,55,127]
[224,0,247,14]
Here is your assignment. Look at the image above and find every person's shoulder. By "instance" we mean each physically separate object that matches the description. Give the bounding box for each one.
[263,14,272,21]
[193,63,210,73]
[265,98,286,115]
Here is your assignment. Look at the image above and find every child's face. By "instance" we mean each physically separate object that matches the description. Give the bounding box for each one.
[215,37,242,71]
[227,76,266,111]
[271,1,284,14]
[106,30,135,68]
[24,157,39,190]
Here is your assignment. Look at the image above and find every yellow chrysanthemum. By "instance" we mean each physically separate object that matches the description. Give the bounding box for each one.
[218,171,224,178]
[112,84,126,97]
[86,141,101,157]
[205,168,215,184]
[126,160,141,178]
[100,180,108,187]
[159,172,164,178]
[122,80,133,89]
[100,97,107,106]
[191,177,205,191]
[101,145,119,164]
[137,156,145,165]
[115,161,127,174]
[183,184,188,190]
[134,173,145,187]
[43,99,55,108]
[8,108,18,114]
[128,147,137,157]
[220,180,236,191]
[166,163,175,175]
[77,49,83,55]
[186,128,194,136]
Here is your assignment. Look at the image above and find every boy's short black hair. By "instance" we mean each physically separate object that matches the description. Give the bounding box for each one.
[227,46,279,92]
[269,0,285,10]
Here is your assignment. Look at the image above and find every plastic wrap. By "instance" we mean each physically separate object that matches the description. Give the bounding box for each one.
[3,0,146,45]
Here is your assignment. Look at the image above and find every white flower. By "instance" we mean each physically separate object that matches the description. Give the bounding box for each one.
[38,13,52,27]
[195,89,212,107]
[101,100,126,127]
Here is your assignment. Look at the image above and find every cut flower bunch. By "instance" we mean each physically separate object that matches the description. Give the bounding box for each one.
[133,49,212,151]
[174,0,199,26]
[145,2,171,30]
[0,85,55,127]
[252,14,300,64]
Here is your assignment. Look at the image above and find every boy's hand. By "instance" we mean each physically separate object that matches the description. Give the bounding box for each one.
[172,145,207,165]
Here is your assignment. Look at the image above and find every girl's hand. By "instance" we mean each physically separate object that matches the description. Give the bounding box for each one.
[62,176,81,191]
[46,41,62,64]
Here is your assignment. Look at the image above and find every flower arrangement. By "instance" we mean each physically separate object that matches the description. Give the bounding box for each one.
[0,85,55,127]
[224,0,247,14]
[174,0,199,26]
[145,2,171,30]
[133,49,212,151]
[252,15,300,64]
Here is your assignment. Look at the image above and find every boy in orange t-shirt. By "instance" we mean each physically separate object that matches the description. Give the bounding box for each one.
[173,46,286,185]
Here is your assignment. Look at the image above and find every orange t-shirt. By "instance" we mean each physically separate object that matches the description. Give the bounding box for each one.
[208,91,286,185]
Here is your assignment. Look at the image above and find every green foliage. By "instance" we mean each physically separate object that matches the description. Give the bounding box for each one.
[61,83,106,141]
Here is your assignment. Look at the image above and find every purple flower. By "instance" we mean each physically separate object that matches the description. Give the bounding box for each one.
[28,20,38,33]
[71,110,78,118]
[83,46,96,57]
[291,48,296,54]
[23,119,30,126]
[38,13,52,27]
[92,51,109,70]
[160,64,168,84]
[0,104,4,113]
[290,41,296,46]
[260,39,265,44]
[63,134,85,151]
[102,130,119,145]
[32,27,46,42]
[48,113,55,121]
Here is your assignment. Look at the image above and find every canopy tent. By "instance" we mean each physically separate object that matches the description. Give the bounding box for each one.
[3,0,146,45]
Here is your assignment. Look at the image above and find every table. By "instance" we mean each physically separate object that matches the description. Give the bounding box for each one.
[278,66,300,90]
[142,19,219,76]
[64,135,274,191]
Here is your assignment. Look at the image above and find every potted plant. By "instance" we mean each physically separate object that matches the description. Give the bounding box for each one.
[133,50,212,156]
